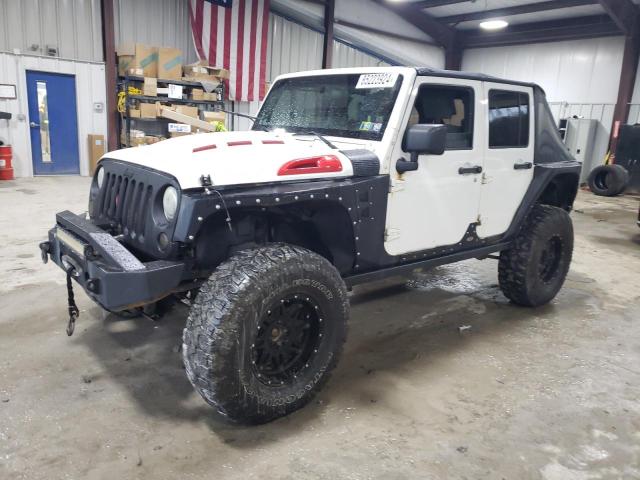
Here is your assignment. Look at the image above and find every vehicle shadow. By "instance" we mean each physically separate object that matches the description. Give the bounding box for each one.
[78,262,594,448]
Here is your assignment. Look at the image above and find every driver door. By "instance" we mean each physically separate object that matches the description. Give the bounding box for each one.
[384,77,485,256]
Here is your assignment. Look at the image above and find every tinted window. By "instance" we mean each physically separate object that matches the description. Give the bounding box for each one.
[408,85,474,150]
[489,90,529,148]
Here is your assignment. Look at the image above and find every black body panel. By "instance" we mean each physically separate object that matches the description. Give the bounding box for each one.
[46,211,185,311]
[340,149,381,176]
[89,159,181,259]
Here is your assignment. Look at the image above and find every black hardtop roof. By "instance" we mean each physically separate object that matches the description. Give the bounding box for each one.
[414,67,542,91]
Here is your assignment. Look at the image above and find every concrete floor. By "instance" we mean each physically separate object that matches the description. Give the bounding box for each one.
[1,177,639,480]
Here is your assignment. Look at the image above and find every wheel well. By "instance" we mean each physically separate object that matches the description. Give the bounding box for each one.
[537,173,579,211]
[193,201,356,273]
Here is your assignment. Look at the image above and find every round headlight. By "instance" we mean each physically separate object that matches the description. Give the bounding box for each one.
[96,167,105,188]
[162,186,178,222]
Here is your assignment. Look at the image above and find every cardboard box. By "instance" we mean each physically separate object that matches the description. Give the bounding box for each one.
[143,77,157,96]
[175,105,198,118]
[191,88,204,100]
[129,108,141,118]
[203,92,219,101]
[158,47,183,80]
[88,134,105,175]
[169,131,192,138]
[117,43,158,77]
[182,60,229,82]
[127,67,144,76]
[140,103,157,118]
[201,111,225,123]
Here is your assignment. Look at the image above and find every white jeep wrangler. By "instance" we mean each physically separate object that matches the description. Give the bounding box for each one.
[41,67,580,424]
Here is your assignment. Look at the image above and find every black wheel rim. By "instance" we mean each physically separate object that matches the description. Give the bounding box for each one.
[251,294,322,385]
[539,236,563,283]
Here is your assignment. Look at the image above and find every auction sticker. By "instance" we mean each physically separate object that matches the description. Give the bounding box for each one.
[356,72,398,89]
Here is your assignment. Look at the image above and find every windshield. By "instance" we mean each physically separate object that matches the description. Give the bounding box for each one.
[253,73,403,141]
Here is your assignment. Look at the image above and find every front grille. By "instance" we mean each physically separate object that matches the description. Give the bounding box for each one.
[96,171,153,239]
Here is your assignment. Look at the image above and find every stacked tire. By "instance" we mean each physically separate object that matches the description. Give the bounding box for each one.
[587,164,629,197]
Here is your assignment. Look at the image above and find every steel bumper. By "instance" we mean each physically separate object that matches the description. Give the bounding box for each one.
[40,210,185,311]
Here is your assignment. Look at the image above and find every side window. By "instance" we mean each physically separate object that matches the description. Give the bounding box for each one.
[488,90,530,148]
[409,85,474,150]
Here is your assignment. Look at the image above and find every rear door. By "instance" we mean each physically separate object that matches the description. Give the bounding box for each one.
[26,71,80,175]
[477,83,534,238]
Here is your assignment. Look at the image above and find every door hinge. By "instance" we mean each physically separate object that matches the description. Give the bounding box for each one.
[481,172,491,184]
[384,228,401,242]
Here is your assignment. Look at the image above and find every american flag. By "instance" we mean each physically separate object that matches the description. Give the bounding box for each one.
[189,0,270,102]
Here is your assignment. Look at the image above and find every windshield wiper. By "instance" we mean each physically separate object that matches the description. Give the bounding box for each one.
[292,131,338,149]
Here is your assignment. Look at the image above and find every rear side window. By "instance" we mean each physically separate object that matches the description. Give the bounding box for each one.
[489,90,529,148]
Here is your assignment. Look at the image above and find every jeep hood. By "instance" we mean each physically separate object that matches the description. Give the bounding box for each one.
[102,131,356,189]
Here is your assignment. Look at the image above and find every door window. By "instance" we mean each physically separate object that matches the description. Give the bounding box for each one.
[488,90,529,148]
[36,81,52,163]
[408,85,474,150]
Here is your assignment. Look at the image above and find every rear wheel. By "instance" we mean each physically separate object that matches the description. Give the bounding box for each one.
[183,244,348,424]
[498,204,573,307]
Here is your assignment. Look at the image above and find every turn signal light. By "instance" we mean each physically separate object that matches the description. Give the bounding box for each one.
[277,155,342,176]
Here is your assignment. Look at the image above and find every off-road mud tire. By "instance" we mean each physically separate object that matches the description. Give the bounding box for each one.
[183,244,349,424]
[498,204,573,307]
[587,164,629,196]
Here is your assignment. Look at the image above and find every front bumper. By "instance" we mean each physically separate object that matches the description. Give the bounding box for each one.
[41,210,185,311]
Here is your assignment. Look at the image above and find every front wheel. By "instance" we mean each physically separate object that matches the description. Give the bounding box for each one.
[498,204,573,307]
[183,244,349,424]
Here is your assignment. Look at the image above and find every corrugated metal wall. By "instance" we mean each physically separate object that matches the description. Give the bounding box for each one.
[114,0,197,63]
[0,0,102,61]
[463,36,626,164]
[0,52,107,177]
[0,0,198,63]
[462,37,625,104]
[332,40,391,68]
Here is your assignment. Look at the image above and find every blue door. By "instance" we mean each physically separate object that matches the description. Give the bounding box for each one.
[26,71,80,175]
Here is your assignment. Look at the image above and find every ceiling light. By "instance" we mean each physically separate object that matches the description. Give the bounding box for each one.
[479,19,509,30]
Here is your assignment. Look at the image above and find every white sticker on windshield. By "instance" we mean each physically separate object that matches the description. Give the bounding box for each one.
[356,73,398,89]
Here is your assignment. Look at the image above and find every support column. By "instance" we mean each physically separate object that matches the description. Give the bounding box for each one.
[322,0,335,69]
[101,0,118,152]
[609,34,639,160]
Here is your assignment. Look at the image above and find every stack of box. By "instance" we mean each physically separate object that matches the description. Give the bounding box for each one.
[117,43,158,77]
[182,61,229,85]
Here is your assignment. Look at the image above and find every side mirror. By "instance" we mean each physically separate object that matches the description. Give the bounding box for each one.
[403,124,447,158]
[397,124,447,174]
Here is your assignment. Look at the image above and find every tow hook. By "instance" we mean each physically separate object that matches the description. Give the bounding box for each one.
[39,241,51,264]
[65,265,80,336]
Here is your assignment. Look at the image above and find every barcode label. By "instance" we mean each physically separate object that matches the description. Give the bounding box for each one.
[356,73,398,89]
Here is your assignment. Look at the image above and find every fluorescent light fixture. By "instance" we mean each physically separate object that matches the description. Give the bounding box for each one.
[479,19,509,30]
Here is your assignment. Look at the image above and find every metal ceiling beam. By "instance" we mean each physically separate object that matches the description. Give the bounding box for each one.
[439,0,597,24]
[412,0,470,8]
[373,0,456,48]
[462,14,620,48]
[597,0,639,35]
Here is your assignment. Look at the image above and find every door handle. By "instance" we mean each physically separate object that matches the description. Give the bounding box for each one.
[458,165,482,175]
[29,121,40,128]
[514,162,533,170]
